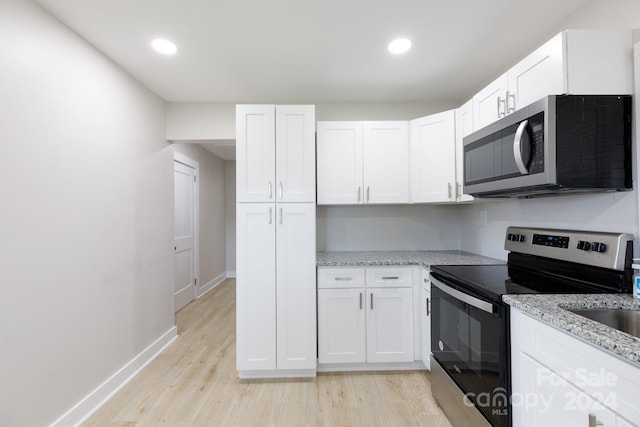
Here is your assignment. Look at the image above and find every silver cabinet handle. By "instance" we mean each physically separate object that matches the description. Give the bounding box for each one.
[423,277,428,283]
[370,293,374,310]
[278,182,283,199]
[366,186,370,202]
[268,207,272,224]
[513,120,531,175]
[457,183,462,200]
[447,182,452,199]
[357,186,361,202]
[426,297,431,316]
[279,207,283,224]
[506,90,516,113]
[497,97,506,118]
[268,181,273,199]
[588,414,604,427]
[381,276,399,280]
[334,277,352,281]
[359,293,363,310]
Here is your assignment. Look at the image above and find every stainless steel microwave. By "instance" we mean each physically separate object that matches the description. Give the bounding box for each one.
[463,95,632,198]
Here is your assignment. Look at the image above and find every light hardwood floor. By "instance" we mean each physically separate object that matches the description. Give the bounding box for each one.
[84,279,452,426]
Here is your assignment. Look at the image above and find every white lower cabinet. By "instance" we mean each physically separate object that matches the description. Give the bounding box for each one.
[236,203,316,377]
[318,266,414,366]
[511,308,640,427]
[366,287,414,363]
[317,288,366,364]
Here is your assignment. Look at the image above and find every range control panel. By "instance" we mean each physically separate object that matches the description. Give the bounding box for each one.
[504,227,633,271]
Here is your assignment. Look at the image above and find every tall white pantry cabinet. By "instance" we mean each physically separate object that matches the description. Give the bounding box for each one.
[236,105,317,378]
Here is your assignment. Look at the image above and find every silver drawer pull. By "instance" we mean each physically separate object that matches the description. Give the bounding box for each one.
[334,277,352,281]
[381,276,399,280]
[359,293,363,310]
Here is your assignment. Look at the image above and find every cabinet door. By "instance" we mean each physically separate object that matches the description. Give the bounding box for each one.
[473,73,508,130]
[514,354,616,427]
[362,121,409,204]
[276,203,317,370]
[366,287,414,363]
[318,288,366,364]
[409,111,456,203]
[454,100,474,202]
[316,121,364,205]
[236,105,276,202]
[508,32,564,111]
[275,105,316,202]
[236,203,276,371]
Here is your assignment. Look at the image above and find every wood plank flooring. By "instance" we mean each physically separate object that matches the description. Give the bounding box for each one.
[84,279,452,426]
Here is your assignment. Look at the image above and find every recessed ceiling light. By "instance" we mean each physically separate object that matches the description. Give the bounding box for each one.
[151,38,177,55]
[388,38,412,55]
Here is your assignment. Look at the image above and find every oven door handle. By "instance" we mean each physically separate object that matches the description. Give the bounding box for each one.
[431,277,496,314]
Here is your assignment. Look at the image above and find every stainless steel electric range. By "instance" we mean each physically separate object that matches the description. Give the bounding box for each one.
[429,226,634,427]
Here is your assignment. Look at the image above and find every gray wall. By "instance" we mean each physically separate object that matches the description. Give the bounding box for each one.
[172,143,227,289]
[0,1,174,426]
[225,161,237,276]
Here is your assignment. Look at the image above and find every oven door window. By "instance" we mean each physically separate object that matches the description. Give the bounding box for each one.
[431,282,507,426]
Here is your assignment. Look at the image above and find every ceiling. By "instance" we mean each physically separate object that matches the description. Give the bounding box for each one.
[35,0,592,105]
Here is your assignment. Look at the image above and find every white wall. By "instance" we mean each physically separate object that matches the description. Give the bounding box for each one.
[0,2,174,426]
[459,193,639,261]
[225,161,237,275]
[166,102,235,141]
[172,143,227,290]
[317,205,462,251]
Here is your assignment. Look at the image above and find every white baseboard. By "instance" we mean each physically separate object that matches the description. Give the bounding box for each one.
[226,270,236,278]
[50,326,178,427]
[197,272,227,297]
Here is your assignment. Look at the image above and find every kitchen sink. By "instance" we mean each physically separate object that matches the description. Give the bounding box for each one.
[567,308,640,339]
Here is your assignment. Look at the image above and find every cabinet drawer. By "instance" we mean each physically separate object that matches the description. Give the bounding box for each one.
[365,267,413,288]
[318,267,366,288]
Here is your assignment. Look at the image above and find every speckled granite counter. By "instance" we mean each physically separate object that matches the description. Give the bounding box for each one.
[316,250,503,268]
[504,294,640,367]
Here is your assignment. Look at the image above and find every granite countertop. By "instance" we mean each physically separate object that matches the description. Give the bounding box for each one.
[316,250,503,268]
[504,294,640,367]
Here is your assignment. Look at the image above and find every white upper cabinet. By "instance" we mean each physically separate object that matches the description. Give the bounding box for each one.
[362,121,409,204]
[275,105,316,202]
[317,121,408,205]
[316,121,364,205]
[454,100,474,202]
[473,73,509,130]
[236,105,276,202]
[409,110,456,203]
[473,29,633,130]
[237,104,315,203]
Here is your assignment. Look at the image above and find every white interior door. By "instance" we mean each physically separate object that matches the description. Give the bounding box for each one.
[174,159,197,312]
